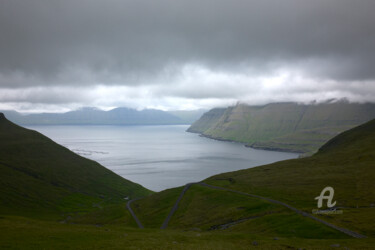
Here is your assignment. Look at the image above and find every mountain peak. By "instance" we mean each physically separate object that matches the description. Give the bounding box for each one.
[0,112,5,121]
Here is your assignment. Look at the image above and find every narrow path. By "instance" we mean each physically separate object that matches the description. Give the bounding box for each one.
[127,198,144,229]
[160,183,195,229]
[199,182,367,239]
[129,181,367,238]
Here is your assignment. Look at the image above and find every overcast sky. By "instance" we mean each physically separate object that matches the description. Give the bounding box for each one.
[1,0,375,112]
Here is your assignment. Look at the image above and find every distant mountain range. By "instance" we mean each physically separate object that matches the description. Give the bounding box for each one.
[0,107,206,126]
[188,101,375,153]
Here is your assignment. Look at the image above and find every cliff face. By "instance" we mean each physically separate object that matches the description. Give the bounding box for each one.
[188,102,375,153]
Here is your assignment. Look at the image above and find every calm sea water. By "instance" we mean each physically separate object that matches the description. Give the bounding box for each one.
[26,125,298,191]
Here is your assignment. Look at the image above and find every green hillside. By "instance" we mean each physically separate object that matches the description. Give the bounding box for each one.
[188,102,375,153]
[130,118,375,248]
[0,113,152,220]
[1,112,375,249]
[203,118,375,236]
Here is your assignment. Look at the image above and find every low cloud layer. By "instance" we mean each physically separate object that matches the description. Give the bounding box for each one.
[0,0,375,111]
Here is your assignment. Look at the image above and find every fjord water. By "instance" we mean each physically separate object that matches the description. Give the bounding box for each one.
[27,125,298,191]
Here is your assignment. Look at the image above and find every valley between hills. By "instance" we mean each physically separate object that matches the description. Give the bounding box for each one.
[1,106,375,249]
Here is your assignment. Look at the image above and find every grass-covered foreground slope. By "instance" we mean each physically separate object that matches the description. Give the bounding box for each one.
[2,216,375,250]
[131,118,375,248]
[0,112,151,220]
[188,101,375,153]
[204,118,375,237]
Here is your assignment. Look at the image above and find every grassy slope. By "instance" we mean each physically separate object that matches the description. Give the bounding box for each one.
[0,113,152,220]
[189,102,375,153]
[132,187,184,228]
[2,112,375,248]
[131,118,375,249]
[134,183,350,240]
[2,216,375,250]
[205,118,375,236]
[169,185,346,239]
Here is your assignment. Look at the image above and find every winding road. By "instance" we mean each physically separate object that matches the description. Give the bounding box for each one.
[199,183,367,239]
[127,198,144,229]
[127,182,367,238]
[160,183,195,229]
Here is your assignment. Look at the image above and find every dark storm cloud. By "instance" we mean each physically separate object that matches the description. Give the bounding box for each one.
[0,0,374,89]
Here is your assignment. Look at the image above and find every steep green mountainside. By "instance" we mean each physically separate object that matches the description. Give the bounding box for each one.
[1,107,185,125]
[188,102,375,153]
[0,113,151,218]
[134,118,375,240]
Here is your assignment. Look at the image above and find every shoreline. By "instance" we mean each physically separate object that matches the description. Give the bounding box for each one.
[187,130,304,155]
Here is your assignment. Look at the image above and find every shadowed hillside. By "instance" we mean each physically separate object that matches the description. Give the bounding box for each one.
[0,113,152,218]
